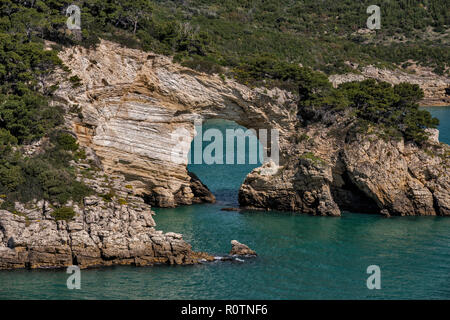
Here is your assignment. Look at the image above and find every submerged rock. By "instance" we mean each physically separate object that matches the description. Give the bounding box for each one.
[220,208,241,212]
[229,240,257,256]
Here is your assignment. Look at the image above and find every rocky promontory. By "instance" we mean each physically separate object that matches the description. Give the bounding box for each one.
[50,40,296,208]
[239,110,450,217]
[0,164,214,270]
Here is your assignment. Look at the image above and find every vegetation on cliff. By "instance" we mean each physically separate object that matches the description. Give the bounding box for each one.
[0,6,92,211]
[298,77,440,144]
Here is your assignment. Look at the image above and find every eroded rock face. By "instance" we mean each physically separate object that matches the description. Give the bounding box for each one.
[229,240,257,256]
[49,40,449,217]
[0,159,215,270]
[239,110,450,217]
[0,195,212,270]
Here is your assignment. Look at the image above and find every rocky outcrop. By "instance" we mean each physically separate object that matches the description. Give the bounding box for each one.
[329,65,450,106]
[0,197,213,270]
[239,158,341,216]
[188,172,216,204]
[0,159,214,270]
[51,40,296,208]
[239,108,450,216]
[229,240,257,256]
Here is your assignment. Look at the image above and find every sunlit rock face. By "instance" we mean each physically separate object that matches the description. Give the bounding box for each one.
[54,40,297,208]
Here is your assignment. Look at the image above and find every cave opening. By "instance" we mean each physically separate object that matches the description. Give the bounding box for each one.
[331,170,380,214]
[186,119,265,206]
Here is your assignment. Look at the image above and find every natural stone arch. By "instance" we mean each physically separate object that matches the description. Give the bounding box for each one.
[52,40,450,216]
[56,40,297,208]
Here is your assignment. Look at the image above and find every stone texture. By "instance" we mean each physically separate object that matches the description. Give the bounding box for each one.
[240,107,450,217]
[229,240,257,256]
[45,40,449,217]
[51,40,296,208]
[0,197,212,269]
[0,163,214,270]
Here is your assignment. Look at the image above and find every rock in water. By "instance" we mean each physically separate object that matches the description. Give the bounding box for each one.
[220,208,241,212]
[229,240,257,256]
[188,172,216,204]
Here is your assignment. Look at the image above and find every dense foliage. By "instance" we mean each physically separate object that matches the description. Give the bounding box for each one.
[1,1,448,80]
[0,1,93,212]
[0,130,92,212]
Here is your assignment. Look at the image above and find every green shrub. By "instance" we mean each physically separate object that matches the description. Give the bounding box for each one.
[69,75,82,87]
[51,207,76,221]
[101,192,115,202]
[53,132,79,152]
[300,152,327,165]
[299,78,439,145]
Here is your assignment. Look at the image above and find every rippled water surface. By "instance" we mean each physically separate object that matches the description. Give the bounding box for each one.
[1,108,449,300]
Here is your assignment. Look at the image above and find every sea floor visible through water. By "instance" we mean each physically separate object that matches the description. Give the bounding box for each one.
[0,107,449,300]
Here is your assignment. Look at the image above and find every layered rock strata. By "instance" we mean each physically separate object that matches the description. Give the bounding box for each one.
[239,110,450,217]
[52,40,296,208]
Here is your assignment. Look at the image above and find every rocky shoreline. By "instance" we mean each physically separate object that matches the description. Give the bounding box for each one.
[1,39,449,270]
[0,161,215,270]
[0,158,258,270]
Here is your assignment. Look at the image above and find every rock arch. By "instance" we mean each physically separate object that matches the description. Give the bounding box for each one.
[54,40,450,216]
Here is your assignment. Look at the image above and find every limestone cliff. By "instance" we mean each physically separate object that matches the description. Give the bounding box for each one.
[3,40,448,271]
[0,161,213,270]
[52,40,296,208]
[239,109,450,217]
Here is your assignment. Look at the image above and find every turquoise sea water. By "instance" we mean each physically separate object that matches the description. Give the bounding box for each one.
[0,107,449,300]
[426,106,450,144]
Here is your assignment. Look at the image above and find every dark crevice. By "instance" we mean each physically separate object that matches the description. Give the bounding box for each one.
[331,171,380,214]
[432,195,442,216]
